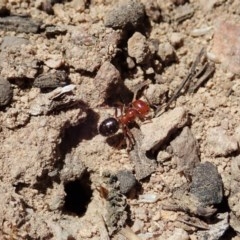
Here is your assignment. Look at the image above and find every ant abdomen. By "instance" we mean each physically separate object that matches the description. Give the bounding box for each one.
[99,117,120,136]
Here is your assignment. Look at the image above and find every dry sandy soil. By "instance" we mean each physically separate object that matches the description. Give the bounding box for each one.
[1,0,240,239]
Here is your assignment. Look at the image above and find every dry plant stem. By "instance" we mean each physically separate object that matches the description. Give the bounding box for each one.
[189,62,215,93]
[155,48,212,117]
[177,216,210,230]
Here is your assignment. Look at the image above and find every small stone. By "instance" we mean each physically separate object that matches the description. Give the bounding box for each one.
[144,83,168,106]
[211,20,240,74]
[157,151,171,163]
[199,0,219,11]
[36,0,54,14]
[0,77,13,107]
[229,156,240,233]
[152,211,161,221]
[131,219,144,233]
[116,170,137,195]
[3,110,30,129]
[126,56,136,69]
[65,27,120,73]
[141,107,189,151]
[44,55,64,69]
[170,127,200,177]
[168,32,184,48]
[0,16,41,33]
[191,26,213,37]
[230,210,240,234]
[135,207,148,221]
[45,25,67,38]
[93,61,121,106]
[167,228,189,240]
[71,0,87,12]
[130,128,157,180]
[33,71,68,89]
[143,0,161,22]
[231,156,240,183]
[174,4,194,23]
[128,32,150,64]
[78,227,93,238]
[197,212,229,240]
[104,0,145,29]
[138,193,159,203]
[1,36,29,50]
[190,162,223,206]
[206,126,238,157]
[158,42,177,63]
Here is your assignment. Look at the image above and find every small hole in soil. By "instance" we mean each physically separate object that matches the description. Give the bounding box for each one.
[63,172,92,216]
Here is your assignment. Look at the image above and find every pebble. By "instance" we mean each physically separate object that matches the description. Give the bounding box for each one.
[157,151,171,163]
[0,77,13,107]
[0,16,41,33]
[44,55,64,69]
[167,228,189,240]
[174,4,194,23]
[190,162,223,206]
[197,212,229,240]
[229,156,240,233]
[140,107,189,151]
[45,25,67,38]
[135,207,149,221]
[126,56,136,69]
[93,61,121,106]
[116,170,137,195]
[1,36,29,50]
[128,32,150,64]
[33,71,68,89]
[191,26,213,37]
[211,20,240,74]
[168,32,184,48]
[158,42,177,63]
[3,109,30,129]
[199,0,219,11]
[104,0,145,29]
[206,126,238,156]
[170,126,200,177]
[131,219,144,233]
[138,193,159,203]
[143,0,161,22]
[144,83,168,106]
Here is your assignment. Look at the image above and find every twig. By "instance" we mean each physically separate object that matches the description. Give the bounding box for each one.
[155,48,215,117]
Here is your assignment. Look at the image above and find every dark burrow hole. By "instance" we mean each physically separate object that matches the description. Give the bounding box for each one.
[63,172,93,216]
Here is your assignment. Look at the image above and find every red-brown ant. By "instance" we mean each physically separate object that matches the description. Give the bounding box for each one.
[98,99,150,149]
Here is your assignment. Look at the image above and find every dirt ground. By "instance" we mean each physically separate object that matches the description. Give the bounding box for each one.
[1,0,240,239]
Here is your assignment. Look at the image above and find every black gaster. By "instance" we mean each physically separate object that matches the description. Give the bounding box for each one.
[99,117,120,136]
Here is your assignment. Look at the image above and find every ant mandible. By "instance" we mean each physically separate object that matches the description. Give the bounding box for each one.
[98,99,150,149]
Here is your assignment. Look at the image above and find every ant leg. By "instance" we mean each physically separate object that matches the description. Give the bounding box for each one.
[122,125,136,151]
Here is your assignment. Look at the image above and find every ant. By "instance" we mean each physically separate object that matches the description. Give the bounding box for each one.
[98,99,150,150]
[99,48,215,150]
